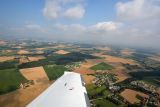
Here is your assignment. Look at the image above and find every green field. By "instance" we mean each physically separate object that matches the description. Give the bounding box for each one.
[44,65,68,80]
[92,99,118,107]
[90,62,113,71]
[86,84,121,107]
[0,68,26,95]
[86,84,107,99]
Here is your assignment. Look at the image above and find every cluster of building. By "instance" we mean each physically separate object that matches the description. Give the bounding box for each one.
[131,80,157,94]
[65,62,82,70]
[130,80,160,106]
[91,73,160,106]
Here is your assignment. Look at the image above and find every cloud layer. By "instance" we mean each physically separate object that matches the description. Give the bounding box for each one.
[1,0,160,51]
[43,0,85,19]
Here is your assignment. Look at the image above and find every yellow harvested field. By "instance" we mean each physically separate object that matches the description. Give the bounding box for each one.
[149,55,160,62]
[35,48,46,51]
[74,68,94,75]
[81,59,104,69]
[96,47,111,51]
[19,57,29,64]
[20,67,49,84]
[94,53,138,65]
[17,50,30,54]
[120,89,149,104]
[0,56,15,62]
[116,76,128,83]
[52,44,66,48]
[55,50,70,55]
[105,55,137,65]
[0,82,51,107]
[121,49,134,56]
[28,56,45,61]
[83,75,95,84]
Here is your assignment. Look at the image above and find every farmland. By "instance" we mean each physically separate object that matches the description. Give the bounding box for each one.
[44,65,68,80]
[0,40,159,107]
[0,69,26,94]
[120,89,149,104]
[90,62,114,71]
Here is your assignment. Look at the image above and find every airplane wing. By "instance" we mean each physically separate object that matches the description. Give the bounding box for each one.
[27,72,90,107]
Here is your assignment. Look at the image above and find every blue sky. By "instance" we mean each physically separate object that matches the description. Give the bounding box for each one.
[0,0,127,26]
[0,0,160,51]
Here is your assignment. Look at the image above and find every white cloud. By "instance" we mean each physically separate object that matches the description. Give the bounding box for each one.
[91,21,123,31]
[63,5,85,19]
[116,0,160,21]
[43,0,85,20]
[43,0,61,19]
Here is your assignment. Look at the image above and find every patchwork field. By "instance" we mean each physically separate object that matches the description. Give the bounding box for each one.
[121,49,134,56]
[94,53,138,65]
[55,50,70,55]
[74,68,95,75]
[96,47,111,51]
[28,56,45,61]
[19,57,29,64]
[90,62,114,71]
[0,56,15,62]
[80,59,104,69]
[20,66,49,84]
[17,50,30,55]
[149,55,160,62]
[120,89,149,104]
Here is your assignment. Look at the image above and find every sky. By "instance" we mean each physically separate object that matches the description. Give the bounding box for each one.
[0,0,160,51]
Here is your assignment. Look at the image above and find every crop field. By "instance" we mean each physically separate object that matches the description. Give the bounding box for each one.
[17,50,30,55]
[120,49,134,56]
[20,66,49,84]
[92,99,117,107]
[0,82,51,107]
[55,50,70,55]
[90,62,114,71]
[149,55,160,62]
[0,56,15,62]
[44,65,68,80]
[82,75,95,84]
[120,89,149,104]
[0,69,26,94]
[93,53,138,65]
[28,56,45,62]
